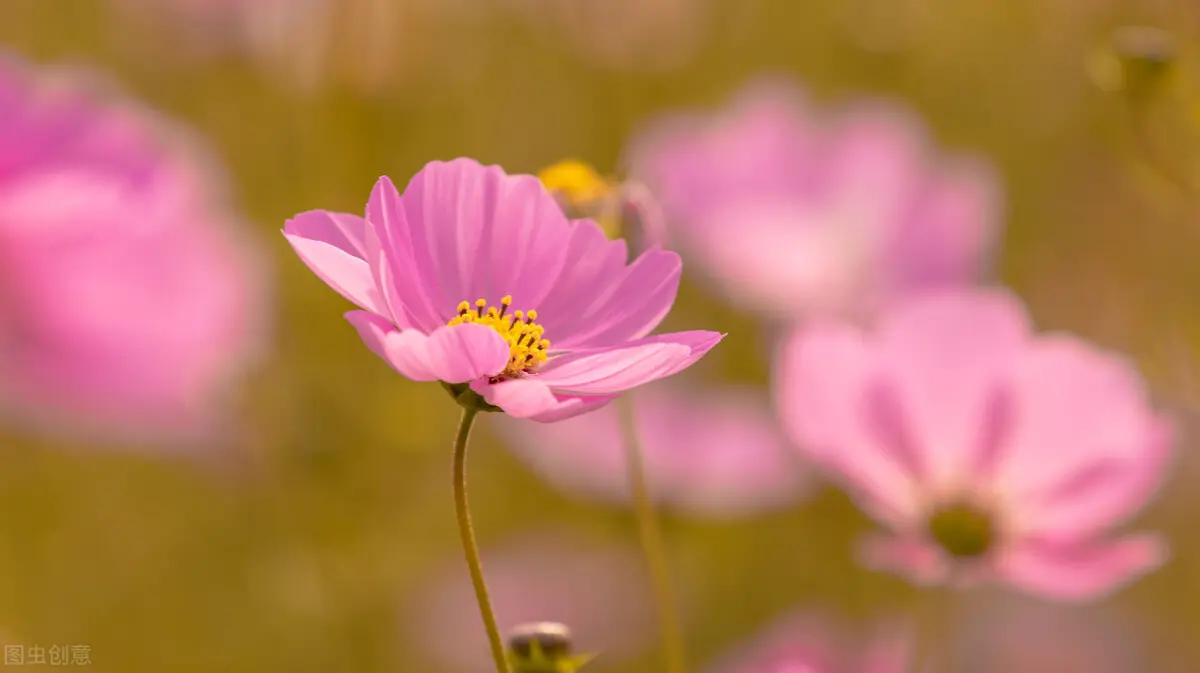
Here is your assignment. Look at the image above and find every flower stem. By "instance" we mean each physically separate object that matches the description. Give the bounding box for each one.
[451,406,511,673]
[618,395,687,673]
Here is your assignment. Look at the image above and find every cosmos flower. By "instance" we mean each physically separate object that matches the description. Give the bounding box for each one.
[494,382,812,519]
[629,79,1000,322]
[774,288,1173,601]
[0,55,267,444]
[283,158,722,422]
[705,611,908,673]
[404,532,657,673]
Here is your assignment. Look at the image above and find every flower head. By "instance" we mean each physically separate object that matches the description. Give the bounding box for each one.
[495,382,812,518]
[774,288,1173,601]
[283,158,721,422]
[629,79,1000,322]
[0,55,266,444]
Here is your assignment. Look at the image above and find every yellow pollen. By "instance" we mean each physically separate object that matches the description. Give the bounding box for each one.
[447,295,550,379]
[537,160,613,205]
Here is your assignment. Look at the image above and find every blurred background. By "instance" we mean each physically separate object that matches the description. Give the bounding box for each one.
[0,0,1198,671]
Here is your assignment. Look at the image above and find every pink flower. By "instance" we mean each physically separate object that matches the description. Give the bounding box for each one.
[494,382,813,518]
[0,56,266,444]
[404,532,657,672]
[774,288,1173,601]
[705,612,908,673]
[628,79,1000,322]
[283,158,722,422]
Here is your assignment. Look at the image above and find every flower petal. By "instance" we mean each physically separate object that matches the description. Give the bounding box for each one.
[774,321,918,524]
[877,288,1030,490]
[344,313,509,383]
[283,208,369,259]
[995,535,1168,602]
[531,331,722,395]
[391,159,574,316]
[366,176,445,332]
[471,377,617,422]
[423,323,512,384]
[283,212,386,314]
[1013,415,1173,540]
[856,534,949,587]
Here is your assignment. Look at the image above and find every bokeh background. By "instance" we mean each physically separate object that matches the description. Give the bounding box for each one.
[0,0,1198,671]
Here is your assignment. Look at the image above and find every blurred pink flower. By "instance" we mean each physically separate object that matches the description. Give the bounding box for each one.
[0,55,267,444]
[494,382,813,519]
[405,532,657,672]
[948,591,1145,673]
[629,80,1000,322]
[774,288,1173,601]
[283,158,722,422]
[705,612,908,673]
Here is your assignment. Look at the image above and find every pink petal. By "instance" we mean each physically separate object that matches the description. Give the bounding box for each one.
[422,323,512,384]
[283,214,386,315]
[530,221,631,346]
[391,159,573,317]
[995,535,1168,601]
[473,377,618,422]
[344,313,509,384]
[876,288,1030,490]
[1018,416,1174,539]
[887,159,1000,288]
[366,177,446,332]
[282,208,369,259]
[543,246,682,349]
[530,331,722,395]
[995,336,1170,519]
[774,321,918,524]
[344,310,436,381]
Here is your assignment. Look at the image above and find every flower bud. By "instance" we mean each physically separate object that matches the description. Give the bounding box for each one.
[506,622,594,673]
[1089,26,1175,99]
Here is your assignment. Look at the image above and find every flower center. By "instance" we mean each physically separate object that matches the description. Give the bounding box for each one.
[447,295,550,380]
[927,503,995,559]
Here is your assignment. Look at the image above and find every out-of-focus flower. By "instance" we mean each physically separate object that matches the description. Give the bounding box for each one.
[705,612,908,673]
[774,288,1173,601]
[538,159,666,253]
[283,158,722,422]
[1088,26,1176,98]
[629,79,1000,323]
[494,382,812,519]
[405,532,656,673]
[0,55,267,445]
[947,591,1145,673]
[501,0,713,72]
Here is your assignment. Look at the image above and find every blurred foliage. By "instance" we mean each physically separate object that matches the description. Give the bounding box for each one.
[0,0,1198,672]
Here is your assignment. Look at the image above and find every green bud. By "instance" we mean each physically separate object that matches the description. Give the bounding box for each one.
[506,622,595,673]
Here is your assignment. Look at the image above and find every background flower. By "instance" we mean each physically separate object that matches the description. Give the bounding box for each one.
[704,611,908,673]
[629,79,1000,323]
[0,54,268,445]
[775,288,1173,601]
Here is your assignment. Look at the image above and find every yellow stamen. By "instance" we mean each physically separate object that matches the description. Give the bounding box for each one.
[538,160,623,239]
[447,296,551,380]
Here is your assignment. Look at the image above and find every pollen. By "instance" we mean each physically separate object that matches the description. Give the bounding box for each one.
[447,295,551,380]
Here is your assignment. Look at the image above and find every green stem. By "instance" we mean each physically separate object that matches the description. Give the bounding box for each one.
[618,396,687,673]
[451,407,511,673]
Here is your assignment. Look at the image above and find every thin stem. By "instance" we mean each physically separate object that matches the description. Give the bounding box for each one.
[618,395,687,673]
[908,573,956,673]
[451,406,511,673]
